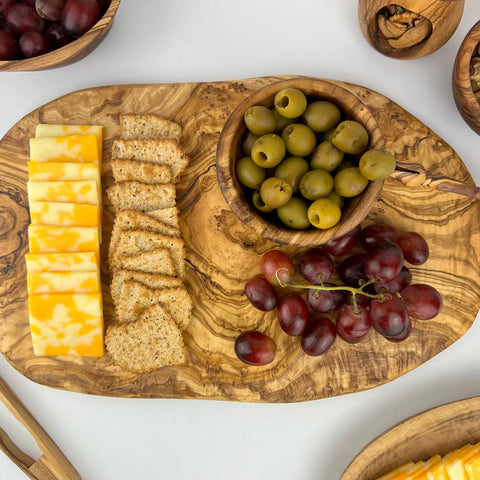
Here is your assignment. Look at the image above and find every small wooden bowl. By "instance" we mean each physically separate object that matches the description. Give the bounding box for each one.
[0,0,121,72]
[358,0,464,60]
[216,77,385,247]
[453,20,480,135]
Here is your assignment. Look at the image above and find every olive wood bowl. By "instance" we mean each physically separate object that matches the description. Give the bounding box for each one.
[358,0,464,60]
[453,20,480,135]
[0,0,121,72]
[216,77,385,247]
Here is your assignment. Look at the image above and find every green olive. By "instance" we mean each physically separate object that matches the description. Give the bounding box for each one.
[236,156,266,189]
[242,131,259,155]
[299,169,334,200]
[307,198,341,229]
[251,134,286,168]
[252,189,274,213]
[272,109,298,134]
[259,176,293,209]
[334,158,356,172]
[274,156,309,192]
[282,123,317,157]
[274,88,308,118]
[334,167,369,198]
[277,197,310,230]
[331,120,369,154]
[327,190,344,208]
[303,101,341,132]
[244,105,277,135]
[310,140,344,172]
[322,126,336,141]
[359,149,396,180]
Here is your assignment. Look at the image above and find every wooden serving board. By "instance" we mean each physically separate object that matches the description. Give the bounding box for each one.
[341,395,480,479]
[1,76,480,402]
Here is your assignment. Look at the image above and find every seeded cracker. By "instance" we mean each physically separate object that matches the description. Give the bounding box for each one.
[120,114,183,142]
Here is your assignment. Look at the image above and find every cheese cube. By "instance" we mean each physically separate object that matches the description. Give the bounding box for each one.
[28,225,99,255]
[427,445,476,480]
[465,452,480,480]
[29,202,100,227]
[30,134,99,164]
[25,252,99,272]
[35,124,102,161]
[28,162,100,182]
[27,180,99,205]
[28,292,104,357]
[27,271,100,294]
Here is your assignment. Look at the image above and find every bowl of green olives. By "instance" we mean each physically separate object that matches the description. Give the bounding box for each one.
[216,77,391,246]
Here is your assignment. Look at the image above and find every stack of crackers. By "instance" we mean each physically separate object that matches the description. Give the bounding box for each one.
[105,114,193,374]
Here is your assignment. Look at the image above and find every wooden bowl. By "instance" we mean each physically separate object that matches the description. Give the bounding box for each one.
[216,77,385,247]
[0,0,120,72]
[358,0,464,60]
[453,20,480,135]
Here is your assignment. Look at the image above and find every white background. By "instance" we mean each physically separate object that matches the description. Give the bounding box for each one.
[1,1,480,479]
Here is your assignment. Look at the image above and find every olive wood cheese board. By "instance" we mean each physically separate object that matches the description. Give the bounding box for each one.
[1,76,480,402]
[341,395,480,479]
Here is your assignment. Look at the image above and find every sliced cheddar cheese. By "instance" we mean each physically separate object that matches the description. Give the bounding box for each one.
[25,252,99,272]
[465,452,480,480]
[35,124,102,160]
[427,445,477,480]
[27,180,99,205]
[28,292,104,356]
[27,271,100,294]
[28,161,100,182]
[377,462,423,480]
[29,202,100,227]
[28,225,99,255]
[30,134,99,164]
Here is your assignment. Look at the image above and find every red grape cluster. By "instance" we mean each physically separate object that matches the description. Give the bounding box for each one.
[0,0,108,60]
[235,223,443,366]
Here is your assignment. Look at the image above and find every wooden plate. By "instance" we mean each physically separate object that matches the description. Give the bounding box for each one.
[340,396,480,479]
[1,76,480,402]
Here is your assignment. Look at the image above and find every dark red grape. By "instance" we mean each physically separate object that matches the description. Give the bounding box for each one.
[22,0,37,6]
[0,29,18,60]
[360,223,399,250]
[369,293,409,338]
[260,249,294,286]
[244,276,279,311]
[277,293,310,336]
[0,0,15,14]
[374,265,412,294]
[338,253,368,287]
[61,0,99,37]
[299,248,334,285]
[385,317,412,342]
[301,316,336,356]
[323,225,361,257]
[36,0,66,21]
[336,304,371,343]
[346,291,372,309]
[94,0,105,9]
[235,331,276,366]
[364,241,404,283]
[307,283,346,313]
[45,21,72,48]
[19,31,50,57]
[5,3,45,34]
[401,284,442,320]
[398,231,429,265]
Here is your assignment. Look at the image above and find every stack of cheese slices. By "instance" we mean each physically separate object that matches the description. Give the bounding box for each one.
[26,125,105,357]
[105,114,193,374]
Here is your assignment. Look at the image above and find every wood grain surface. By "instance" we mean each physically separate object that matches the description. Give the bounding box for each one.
[341,395,480,479]
[0,76,480,402]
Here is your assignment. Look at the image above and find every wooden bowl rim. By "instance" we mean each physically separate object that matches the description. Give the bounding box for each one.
[216,77,385,247]
[0,0,121,72]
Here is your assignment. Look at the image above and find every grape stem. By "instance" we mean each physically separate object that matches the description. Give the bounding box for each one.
[275,269,385,314]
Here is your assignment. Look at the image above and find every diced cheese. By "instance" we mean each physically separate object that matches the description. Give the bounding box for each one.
[28,292,104,357]
[27,180,99,205]
[427,445,477,480]
[27,271,100,294]
[377,462,425,480]
[35,124,102,161]
[445,444,480,480]
[465,452,480,480]
[410,456,442,479]
[25,252,99,272]
[28,162,100,182]
[29,202,100,227]
[30,134,99,164]
[28,225,99,255]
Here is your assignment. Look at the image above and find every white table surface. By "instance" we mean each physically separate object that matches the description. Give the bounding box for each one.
[1,1,480,479]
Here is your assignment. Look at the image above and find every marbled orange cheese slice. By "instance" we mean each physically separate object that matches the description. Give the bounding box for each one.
[28,292,104,357]
[27,271,100,294]
[28,161,100,182]
[29,202,100,228]
[30,134,99,164]
[25,252,99,272]
[27,180,99,205]
[28,225,99,256]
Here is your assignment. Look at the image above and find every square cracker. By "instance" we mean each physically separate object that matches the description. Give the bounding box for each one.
[115,248,177,276]
[110,159,173,184]
[120,114,183,142]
